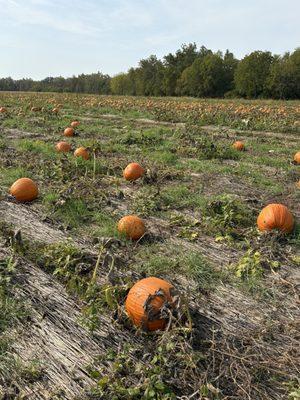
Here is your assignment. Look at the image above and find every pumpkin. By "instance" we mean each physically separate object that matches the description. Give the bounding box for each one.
[0,107,7,113]
[294,152,300,164]
[257,203,294,233]
[232,141,245,151]
[74,147,89,160]
[125,277,177,331]
[71,120,80,128]
[117,215,145,240]
[123,162,145,181]
[64,127,75,137]
[56,141,71,153]
[52,107,59,113]
[9,178,38,202]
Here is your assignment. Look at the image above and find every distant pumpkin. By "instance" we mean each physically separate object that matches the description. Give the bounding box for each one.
[10,178,38,203]
[257,203,294,233]
[74,147,89,160]
[294,151,300,164]
[232,141,245,151]
[125,277,177,331]
[64,127,75,137]
[123,162,145,181]
[118,215,145,240]
[56,141,71,153]
[71,120,80,128]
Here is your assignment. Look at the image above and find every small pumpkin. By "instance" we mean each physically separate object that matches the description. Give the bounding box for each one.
[0,107,7,113]
[125,277,177,331]
[257,203,294,233]
[74,147,89,160]
[117,215,145,240]
[123,162,145,181]
[10,178,38,202]
[64,127,75,137]
[293,151,300,164]
[71,120,80,128]
[232,141,245,151]
[56,141,71,153]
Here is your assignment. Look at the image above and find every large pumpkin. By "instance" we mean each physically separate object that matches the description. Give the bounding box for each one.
[232,141,245,151]
[64,127,75,137]
[74,147,89,160]
[257,203,294,233]
[294,152,300,164]
[123,162,145,181]
[10,178,38,202]
[56,141,71,153]
[125,277,176,331]
[118,215,145,240]
[71,120,80,128]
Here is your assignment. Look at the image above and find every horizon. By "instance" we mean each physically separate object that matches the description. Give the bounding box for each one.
[0,0,299,80]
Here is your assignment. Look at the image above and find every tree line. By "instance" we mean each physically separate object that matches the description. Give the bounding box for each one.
[1,44,299,99]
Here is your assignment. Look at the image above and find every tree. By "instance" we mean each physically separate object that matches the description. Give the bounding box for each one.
[163,43,199,95]
[177,53,230,97]
[266,49,300,99]
[234,51,274,98]
[110,73,131,95]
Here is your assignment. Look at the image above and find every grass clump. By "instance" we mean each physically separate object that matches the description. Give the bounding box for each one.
[135,245,221,291]
[202,194,254,240]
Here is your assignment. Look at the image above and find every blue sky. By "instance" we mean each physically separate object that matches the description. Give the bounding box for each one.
[0,0,299,80]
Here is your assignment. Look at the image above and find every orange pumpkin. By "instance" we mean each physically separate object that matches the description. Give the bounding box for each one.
[125,277,176,331]
[257,203,294,233]
[56,141,71,153]
[71,120,80,128]
[232,141,245,151]
[123,162,145,181]
[10,178,38,202]
[74,147,89,160]
[64,127,75,137]
[117,215,145,240]
[294,152,300,164]
[0,107,7,113]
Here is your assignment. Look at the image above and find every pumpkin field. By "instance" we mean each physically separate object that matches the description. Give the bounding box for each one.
[0,92,299,400]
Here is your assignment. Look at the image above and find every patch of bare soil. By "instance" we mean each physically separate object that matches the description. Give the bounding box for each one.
[1,128,43,140]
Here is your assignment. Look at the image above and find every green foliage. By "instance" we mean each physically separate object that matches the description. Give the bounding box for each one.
[135,246,220,291]
[1,44,298,98]
[233,249,263,279]
[234,51,274,98]
[202,194,253,239]
[266,49,300,99]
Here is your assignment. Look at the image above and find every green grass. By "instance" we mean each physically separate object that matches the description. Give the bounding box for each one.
[134,244,223,291]
[0,166,32,187]
[15,139,57,160]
